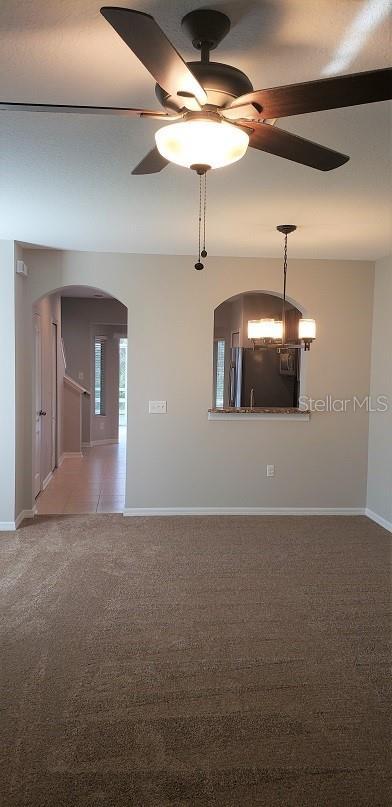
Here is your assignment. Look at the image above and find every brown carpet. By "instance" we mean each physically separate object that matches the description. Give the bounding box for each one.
[0,515,391,806]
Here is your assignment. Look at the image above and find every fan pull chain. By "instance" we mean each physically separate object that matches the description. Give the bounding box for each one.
[202,172,207,259]
[194,170,208,270]
[195,173,203,270]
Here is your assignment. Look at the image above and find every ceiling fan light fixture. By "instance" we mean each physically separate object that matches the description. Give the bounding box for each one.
[155,118,249,170]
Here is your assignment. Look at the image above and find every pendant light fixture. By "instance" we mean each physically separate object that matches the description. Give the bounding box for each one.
[247,225,316,350]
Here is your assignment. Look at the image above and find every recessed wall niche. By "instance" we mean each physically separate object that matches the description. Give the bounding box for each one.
[213,291,302,409]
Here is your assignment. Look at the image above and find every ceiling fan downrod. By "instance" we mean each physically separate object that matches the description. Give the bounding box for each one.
[181,9,231,65]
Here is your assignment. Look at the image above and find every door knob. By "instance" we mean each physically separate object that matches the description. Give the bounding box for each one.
[39,410,47,416]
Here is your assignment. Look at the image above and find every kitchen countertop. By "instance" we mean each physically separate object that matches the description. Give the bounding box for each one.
[208,407,310,415]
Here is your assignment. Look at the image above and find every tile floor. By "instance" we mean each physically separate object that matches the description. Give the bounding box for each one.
[35,427,126,514]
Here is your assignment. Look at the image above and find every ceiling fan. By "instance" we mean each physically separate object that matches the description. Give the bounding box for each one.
[1,6,391,175]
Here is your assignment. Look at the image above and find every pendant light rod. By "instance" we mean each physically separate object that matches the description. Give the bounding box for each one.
[276,225,296,343]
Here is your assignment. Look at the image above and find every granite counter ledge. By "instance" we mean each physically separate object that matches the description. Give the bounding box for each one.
[208,407,311,420]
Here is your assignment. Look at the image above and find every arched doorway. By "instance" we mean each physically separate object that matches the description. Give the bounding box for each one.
[213,290,307,409]
[32,285,128,514]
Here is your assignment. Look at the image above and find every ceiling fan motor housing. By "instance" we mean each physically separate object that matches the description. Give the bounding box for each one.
[155,61,254,112]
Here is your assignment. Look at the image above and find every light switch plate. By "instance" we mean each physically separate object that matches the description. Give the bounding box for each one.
[149,400,167,414]
[266,464,275,477]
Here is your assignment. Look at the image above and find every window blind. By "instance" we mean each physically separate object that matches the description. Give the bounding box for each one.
[94,337,105,416]
[215,339,225,408]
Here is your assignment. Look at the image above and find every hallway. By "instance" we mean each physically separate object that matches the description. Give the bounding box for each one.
[35,428,126,514]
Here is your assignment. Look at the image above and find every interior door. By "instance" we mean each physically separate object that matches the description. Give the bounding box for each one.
[33,313,42,498]
[51,322,57,471]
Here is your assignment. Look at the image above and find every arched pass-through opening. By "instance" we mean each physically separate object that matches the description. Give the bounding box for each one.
[213,290,308,410]
[31,284,128,515]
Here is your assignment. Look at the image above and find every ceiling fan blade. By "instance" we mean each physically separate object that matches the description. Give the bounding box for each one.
[100,7,207,107]
[237,120,349,171]
[222,103,262,121]
[230,67,392,119]
[0,102,168,116]
[140,111,183,121]
[132,147,169,175]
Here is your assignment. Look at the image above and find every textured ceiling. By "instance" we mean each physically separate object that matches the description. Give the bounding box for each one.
[0,0,391,259]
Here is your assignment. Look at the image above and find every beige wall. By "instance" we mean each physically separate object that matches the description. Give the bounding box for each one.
[367,255,392,526]
[63,382,83,453]
[14,248,375,513]
[61,297,127,444]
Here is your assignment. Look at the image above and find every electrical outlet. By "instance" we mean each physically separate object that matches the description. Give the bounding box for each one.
[149,400,167,414]
[266,464,275,477]
[78,371,84,381]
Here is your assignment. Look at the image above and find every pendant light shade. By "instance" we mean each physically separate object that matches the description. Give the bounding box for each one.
[298,318,316,341]
[155,118,249,170]
[271,320,283,340]
[247,320,261,340]
[248,319,283,341]
[248,319,272,340]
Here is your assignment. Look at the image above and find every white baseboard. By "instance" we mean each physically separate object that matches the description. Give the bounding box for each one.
[123,507,365,517]
[82,442,92,448]
[0,507,37,531]
[58,453,65,468]
[3,507,389,532]
[90,439,118,446]
[15,508,36,528]
[365,508,392,533]
[0,521,19,531]
[42,471,54,491]
[62,452,83,459]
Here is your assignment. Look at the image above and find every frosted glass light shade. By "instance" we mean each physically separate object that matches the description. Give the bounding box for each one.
[271,320,283,339]
[155,119,249,170]
[247,320,259,339]
[248,319,283,340]
[299,318,316,340]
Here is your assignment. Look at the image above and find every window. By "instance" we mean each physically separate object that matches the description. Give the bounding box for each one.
[118,337,127,426]
[215,339,225,408]
[94,337,105,415]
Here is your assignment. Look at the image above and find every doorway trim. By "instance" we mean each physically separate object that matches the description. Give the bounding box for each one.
[33,312,42,498]
[51,321,58,474]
